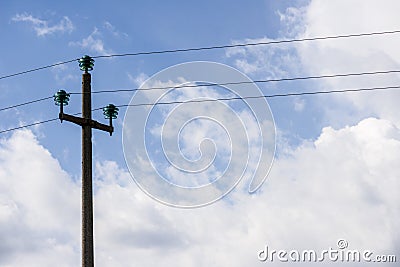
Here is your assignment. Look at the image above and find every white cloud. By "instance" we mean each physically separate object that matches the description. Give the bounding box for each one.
[293,1,400,123]
[226,0,400,137]
[277,6,307,38]
[226,37,301,80]
[128,72,149,87]
[1,116,398,266]
[0,130,80,266]
[101,117,400,266]
[103,21,128,38]
[123,62,276,205]
[12,13,74,36]
[69,28,113,55]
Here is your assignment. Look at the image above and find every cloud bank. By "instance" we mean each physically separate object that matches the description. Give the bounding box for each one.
[1,117,399,266]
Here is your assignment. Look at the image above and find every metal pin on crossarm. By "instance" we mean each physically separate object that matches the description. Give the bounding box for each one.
[54,55,118,267]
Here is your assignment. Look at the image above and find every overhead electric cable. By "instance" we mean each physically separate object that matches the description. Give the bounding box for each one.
[0,96,53,112]
[1,29,400,80]
[2,85,400,134]
[0,112,82,134]
[2,69,400,113]
[110,85,400,109]
[83,69,400,95]
[92,30,400,59]
[0,118,59,134]
[0,59,78,80]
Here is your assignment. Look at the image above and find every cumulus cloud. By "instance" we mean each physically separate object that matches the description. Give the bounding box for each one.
[123,62,276,206]
[12,13,74,36]
[0,130,80,266]
[85,117,400,266]
[229,1,400,127]
[219,1,400,264]
[1,116,399,266]
[69,28,113,55]
[295,0,400,126]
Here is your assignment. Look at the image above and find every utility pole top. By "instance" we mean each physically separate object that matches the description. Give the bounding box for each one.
[79,55,95,73]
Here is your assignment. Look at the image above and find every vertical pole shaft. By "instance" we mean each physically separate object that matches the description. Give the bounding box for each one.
[82,72,94,267]
[60,104,64,122]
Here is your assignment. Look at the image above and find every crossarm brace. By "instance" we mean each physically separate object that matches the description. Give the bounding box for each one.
[59,113,114,135]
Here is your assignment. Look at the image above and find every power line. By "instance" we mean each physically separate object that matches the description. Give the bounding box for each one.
[92,30,400,59]
[2,68,400,113]
[2,84,399,135]
[0,59,78,80]
[1,29,400,81]
[0,96,53,112]
[83,69,400,94]
[0,111,83,134]
[86,85,400,109]
[0,118,59,134]
[111,85,400,108]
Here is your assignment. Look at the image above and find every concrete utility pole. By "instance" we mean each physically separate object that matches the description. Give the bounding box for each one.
[54,55,119,267]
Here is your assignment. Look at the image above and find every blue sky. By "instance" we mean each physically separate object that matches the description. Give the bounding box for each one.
[0,0,302,176]
[1,1,400,266]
